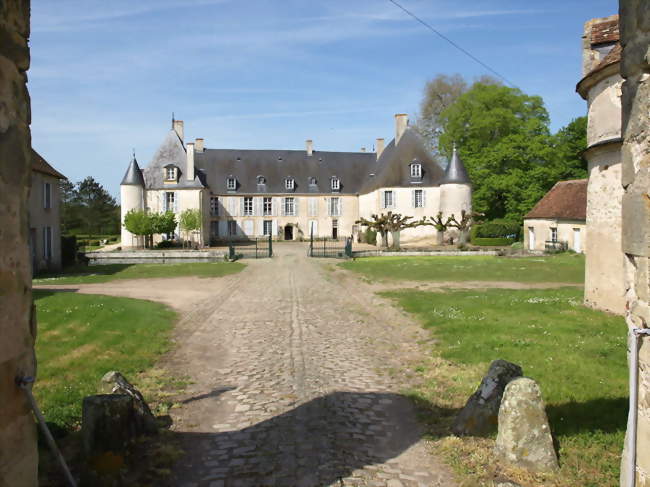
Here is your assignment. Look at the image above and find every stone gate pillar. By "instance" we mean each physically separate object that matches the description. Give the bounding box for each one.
[0,0,38,485]
[619,1,650,485]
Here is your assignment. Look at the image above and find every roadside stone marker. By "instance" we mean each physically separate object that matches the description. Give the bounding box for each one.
[495,377,559,473]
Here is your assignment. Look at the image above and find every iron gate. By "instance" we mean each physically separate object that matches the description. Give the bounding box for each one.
[228,235,273,260]
[308,236,352,258]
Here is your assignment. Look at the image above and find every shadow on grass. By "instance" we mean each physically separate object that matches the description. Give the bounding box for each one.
[33,288,81,300]
[547,396,628,436]
[180,386,236,405]
[35,263,134,281]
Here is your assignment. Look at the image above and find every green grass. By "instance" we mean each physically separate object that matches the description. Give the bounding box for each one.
[341,254,585,284]
[33,290,177,430]
[33,261,245,285]
[384,287,626,486]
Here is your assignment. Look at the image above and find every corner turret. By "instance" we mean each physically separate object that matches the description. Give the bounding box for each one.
[440,145,472,224]
[120,155,145,247]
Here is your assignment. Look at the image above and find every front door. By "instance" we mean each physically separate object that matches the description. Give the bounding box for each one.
[284,225,293,241]
[332,219,338,240]
[573,228,582,253]
[528,227,535,250]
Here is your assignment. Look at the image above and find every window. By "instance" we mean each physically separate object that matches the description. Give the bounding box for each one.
[332,219,338,239]
[308,198,318,217]
[210,196,219,216]
[43,182,51,209]
[285,177,295,191]
[43,226,52,260]
[410,162,422,179]
[550,227,558,243]
[243,197,253,216]
[309,177,317,186]
[165,166,176,180]
[329,197,340,216]
[331,177,340,191]
[165,192,175,212]
[263,197,273,216]
[414,189,424,208]
[257,175,266,185]
[263,220,273,236]
[210,221,219,237]
[227,177,237,191]
[228,220,237,236]
[383,190,394,208]
[284,197,295,216]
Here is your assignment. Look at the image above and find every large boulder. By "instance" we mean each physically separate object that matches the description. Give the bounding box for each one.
[495,377,559,473]
[101,370,158,434]
[452,359,523,436]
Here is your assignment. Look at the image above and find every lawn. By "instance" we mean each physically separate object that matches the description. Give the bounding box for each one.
[33,290,177,430]
[33,261,245,285]
[341,254,585,284]
[384,287,627,486]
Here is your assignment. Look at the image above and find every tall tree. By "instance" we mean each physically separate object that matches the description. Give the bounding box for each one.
[74,177,119,235]
[59,179,80,234]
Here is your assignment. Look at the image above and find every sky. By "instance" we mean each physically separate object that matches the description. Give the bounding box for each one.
[29,0,617,198]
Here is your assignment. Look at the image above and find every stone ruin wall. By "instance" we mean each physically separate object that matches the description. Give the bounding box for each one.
[0,1,38,486]
[620,1,650,485]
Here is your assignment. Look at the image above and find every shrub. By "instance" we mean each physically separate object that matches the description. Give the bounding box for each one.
[472,237,516,246]
[155,240,180,249]
[364,228,377,245]
[473,219,522,240]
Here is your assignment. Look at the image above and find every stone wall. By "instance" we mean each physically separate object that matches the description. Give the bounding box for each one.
[0,1,38,486]
[619,2,650,485]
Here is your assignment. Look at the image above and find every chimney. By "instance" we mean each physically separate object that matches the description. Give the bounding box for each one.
[186,142,195,181]
[306,139,313,156]
[360,147,366,152]
[395,113,408,144]
[376,138,385,159]
[173,119,184,141]
[195,138,204,152]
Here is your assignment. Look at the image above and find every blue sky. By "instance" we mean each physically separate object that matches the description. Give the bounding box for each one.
[30,0,617,198]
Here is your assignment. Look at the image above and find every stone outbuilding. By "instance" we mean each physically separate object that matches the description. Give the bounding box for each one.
[576,14,625,314]
[523,179,587,253]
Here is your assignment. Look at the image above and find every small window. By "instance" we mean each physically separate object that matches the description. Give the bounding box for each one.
[263,220,273,236]
[550,227,558,243]
[383,190,394,208]
[284,197,295,216]
[210,196,219,216]
[285,177,295,191]
[331,177,340,191]
[210,221,219,237]
[414,189,423,208]
[329,197,340,216]
[165,167,176,180]
[263,197,273,216]
[410,162,422,179]
[243,197,253,216]
[43,182,51,209]
[227,177,237,191]
[257,175,266,185]
[309,177,317,186]
[228,220,237,236]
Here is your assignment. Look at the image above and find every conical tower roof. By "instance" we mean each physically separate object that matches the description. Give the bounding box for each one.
[121,155,145,186]
[440,145,470,185]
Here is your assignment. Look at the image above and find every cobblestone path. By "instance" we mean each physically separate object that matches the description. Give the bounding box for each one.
[166,244,456,487]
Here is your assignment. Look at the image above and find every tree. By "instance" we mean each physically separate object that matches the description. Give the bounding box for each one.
[123,210,176,248]
[420,212,452,245]
[356,212,421,249]
[152,211,177,237]
[448,210,483,245]
[59,179,80,234]
[74,177,119,236]
[178,209,201,247]
[123,209,150,248]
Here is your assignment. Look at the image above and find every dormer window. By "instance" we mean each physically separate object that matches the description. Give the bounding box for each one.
[226,176,237,191]
[410,161,422,179]
[331,177,340,192]
[164,165,178,181]
[285,177,295,191]
[257,175,266,185]
[308,177,317,186]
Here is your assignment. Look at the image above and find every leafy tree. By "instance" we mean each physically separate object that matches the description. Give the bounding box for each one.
[152,211,177,236]
[123,209,151,248]
[448,210,483,245]
[178,209,201,246]
[59,179,80,234]
[73,177,119,236]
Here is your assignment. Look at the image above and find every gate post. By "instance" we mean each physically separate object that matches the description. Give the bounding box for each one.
[345,237,352,258]
[268,233,273,257]
[255,238,258,259]
[310,226,314,257]
[228,243,235,261]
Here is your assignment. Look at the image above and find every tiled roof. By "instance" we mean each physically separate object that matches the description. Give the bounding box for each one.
[591,17,619,45]
[32,149,65,179]
[525,179,587,221]
[594,42,621,71]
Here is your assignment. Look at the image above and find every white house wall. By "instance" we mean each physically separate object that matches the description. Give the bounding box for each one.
[523,218,587,253]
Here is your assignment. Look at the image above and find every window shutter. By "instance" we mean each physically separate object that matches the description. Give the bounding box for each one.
[393,191,397,208]
[160,192,165,212]
[42,228,46,258]
[255,197,262,217]
[294,198,299,216]
[272,197,278,216]
[272,220,278,236]
[339,198,343,216]
[411,190,416,208]
[240,197,245,216]
[281,198,286,216]
[422,190,426,207]
[174,192,179,213]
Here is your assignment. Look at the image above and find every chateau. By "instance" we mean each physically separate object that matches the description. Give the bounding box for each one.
[120,114,472,247]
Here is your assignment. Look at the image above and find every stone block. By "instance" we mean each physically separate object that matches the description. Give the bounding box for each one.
[622,170,650,257]
[82,394,136,460]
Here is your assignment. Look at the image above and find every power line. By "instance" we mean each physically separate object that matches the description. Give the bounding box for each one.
[386,0,517,88]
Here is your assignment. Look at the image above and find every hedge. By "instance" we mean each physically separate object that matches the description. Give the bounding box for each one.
[471,237,516,246]
[472,219,522,240]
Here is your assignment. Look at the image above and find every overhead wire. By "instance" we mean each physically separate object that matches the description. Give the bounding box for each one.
[386,0,517,88]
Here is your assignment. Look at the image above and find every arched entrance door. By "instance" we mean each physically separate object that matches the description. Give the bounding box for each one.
[284,225,293,241]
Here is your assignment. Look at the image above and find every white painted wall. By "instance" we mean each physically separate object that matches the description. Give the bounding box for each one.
[120,184,144,248]
[523,218,587,253]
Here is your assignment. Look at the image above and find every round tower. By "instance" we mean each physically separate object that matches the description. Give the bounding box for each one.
[120,155,145,248]
[439,145,472,221]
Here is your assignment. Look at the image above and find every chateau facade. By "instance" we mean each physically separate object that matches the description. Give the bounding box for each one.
[120,114,471,247]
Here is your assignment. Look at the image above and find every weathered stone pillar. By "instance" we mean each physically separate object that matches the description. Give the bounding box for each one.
[0,0,37,483]
[619,2,650,485]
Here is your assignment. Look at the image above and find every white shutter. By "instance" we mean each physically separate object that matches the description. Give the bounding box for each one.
[422,190,427,207]
[159,192,165,212]
[240,197,245,216]
[230,198,238,217]
[272,220,278,236]
[339,197,343,216]
[411,190,416,208]
[327,198,332,216]
[393,190,397,208]
[281,198,286,216]
[294,198,299,216]
[255,197,262,217]
[174,192,179,213]
[308,198,316,217]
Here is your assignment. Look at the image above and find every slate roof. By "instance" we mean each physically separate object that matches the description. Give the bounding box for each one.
[121,156,145,186]
[32,149,65,179]
[142,130,205,189]
[439,146,470,185]
[524,179,587,221]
